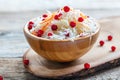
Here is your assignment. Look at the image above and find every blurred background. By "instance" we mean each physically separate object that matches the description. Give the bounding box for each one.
[0,0,120,57]
[0,0,120,31]
[0,0,120,12]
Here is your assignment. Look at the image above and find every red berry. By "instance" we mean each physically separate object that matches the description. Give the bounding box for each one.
[51,24,58,31]
[78,17,84,22]
[29,21,34,25]
[54,15,59,20]
[111,46,116,52]
[28,21,34,30]
[58,13,62,17]
[48,33,53,36]
[84,63,90,69]
[65,33,70,37]
[42,14,48,18]
[87,16,89,18]
[54,13,62,20]
[42,19,45,21]
[37,30,44,37]
[0,76,3,80]
[70,21,76,28]
[63,6,70,12]
[28,25,32,30]
[99,40,104,46]
[108,35,113,41]
[23,59,29,65]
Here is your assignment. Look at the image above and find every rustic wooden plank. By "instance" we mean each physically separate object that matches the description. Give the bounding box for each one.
[0,58,45,80]
[1,58,120,80]
[23,48,120,79]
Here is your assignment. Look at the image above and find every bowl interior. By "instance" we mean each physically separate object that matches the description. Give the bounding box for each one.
[24,21,100,42]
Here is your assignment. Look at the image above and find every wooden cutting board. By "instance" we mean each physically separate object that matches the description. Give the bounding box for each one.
[23,16,120,79]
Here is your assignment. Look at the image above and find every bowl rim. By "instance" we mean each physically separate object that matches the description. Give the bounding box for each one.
[23,19,100,42]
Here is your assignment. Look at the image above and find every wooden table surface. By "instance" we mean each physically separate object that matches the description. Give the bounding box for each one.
[0,9,120,80]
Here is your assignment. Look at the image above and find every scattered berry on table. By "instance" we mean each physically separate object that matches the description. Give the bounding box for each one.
[84,63,90,69]
[99,40,104,46]
[111,46,116,52]
[23,59,29,65]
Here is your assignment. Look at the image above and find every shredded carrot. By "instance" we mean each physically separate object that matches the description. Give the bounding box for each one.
[40,12,55,24]
[80,13,87,19]
[41,22,50,31]
[32,31,37,36]
[40,16,52,24]
[73,17,77,22]
[39,12,56,31]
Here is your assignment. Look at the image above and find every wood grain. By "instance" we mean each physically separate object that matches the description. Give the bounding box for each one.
[23,49,120,80]
[1,58,120,80]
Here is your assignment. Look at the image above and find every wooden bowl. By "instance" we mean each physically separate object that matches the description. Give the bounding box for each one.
[23,23,100,62]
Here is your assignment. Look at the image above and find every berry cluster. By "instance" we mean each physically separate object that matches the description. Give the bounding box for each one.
[28,21,34,30]
[27,6,88,39]
[99,35,116,52]
[84,35,116,70]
